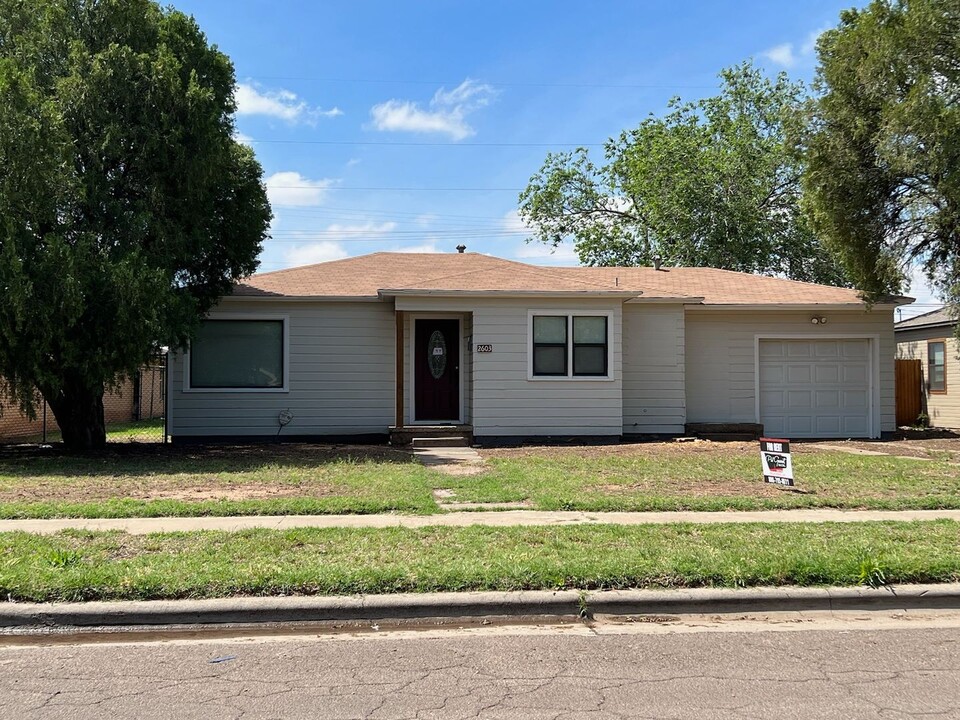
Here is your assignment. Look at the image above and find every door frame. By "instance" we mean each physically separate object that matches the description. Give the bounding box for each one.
[409,314,465,425]
[753,334,881,439]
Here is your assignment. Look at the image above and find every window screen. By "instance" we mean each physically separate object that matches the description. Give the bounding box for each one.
[190,320,284,389]
[573,316,608,376]
[532,316,568,376]
[929,340,947,393]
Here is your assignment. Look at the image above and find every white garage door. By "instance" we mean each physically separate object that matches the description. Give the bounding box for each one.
[759,339,871,438]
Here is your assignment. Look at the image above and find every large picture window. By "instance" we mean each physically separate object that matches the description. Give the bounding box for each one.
[530,313,610,379]
[189,319,285,390]
[928,340,947,394]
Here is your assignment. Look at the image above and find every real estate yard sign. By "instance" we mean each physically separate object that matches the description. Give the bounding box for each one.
[760,438,794,487]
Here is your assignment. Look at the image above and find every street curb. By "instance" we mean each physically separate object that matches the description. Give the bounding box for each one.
[3,584,960,629]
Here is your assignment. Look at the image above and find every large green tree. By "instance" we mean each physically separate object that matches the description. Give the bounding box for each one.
[0,0,271,451]
[802,0,960,302]
[519,63,849,285]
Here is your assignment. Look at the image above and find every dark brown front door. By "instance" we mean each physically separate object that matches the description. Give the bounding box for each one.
[414,319,460,421]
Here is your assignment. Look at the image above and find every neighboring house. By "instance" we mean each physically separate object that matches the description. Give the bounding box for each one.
[166,252,909,444]
[895,308,958,428]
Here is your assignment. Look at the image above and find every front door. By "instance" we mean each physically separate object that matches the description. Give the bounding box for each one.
[414,318,460,422]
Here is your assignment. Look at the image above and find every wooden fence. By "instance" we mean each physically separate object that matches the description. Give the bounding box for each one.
[895,358,924,426]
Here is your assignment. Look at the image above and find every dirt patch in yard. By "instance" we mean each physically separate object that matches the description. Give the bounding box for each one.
[479,439,754,461]
[481,436,960,462]
[0,442,417,507]
[0,479,336,503]
[794,437,960,461]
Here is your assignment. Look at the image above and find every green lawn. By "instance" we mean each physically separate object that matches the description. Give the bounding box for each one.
[0,444,438,518]
[1,440,959,519]
[12,418,166,445]
[2,520,958,602]
[446,445,960,512]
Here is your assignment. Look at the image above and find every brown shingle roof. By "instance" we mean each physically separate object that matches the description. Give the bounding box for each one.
[232,252,888,305]
[550,266,869,305]
[895,307,952,330]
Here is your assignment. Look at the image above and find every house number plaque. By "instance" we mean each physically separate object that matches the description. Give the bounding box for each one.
[475,344,493,353]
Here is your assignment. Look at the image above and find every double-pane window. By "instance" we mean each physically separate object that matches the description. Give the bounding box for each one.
[928,340,947,393]
[532,316,568,376]
[573,316,608,376]
[531,315,609,378]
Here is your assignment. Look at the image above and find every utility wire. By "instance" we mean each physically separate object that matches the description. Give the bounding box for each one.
[267,185,524,191]
[251,139,604,148]
[245,75,718,91]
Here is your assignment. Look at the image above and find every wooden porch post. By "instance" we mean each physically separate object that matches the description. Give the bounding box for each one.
[395,310,404,428]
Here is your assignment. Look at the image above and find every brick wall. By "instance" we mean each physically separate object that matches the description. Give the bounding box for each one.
[0,365,165,442]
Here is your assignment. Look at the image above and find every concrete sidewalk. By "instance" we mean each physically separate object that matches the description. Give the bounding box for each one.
[2,508,959,535]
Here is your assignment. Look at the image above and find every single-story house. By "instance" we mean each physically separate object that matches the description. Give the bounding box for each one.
[895,308,958,428]
[167,251,910,444]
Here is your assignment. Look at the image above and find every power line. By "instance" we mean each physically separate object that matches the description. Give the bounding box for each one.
[251,139,604,148]
[275,205,515,221]
[245,75,718,91]
[268,185,523,192]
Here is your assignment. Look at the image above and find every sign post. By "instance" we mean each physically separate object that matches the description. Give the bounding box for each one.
[760,437,794,487]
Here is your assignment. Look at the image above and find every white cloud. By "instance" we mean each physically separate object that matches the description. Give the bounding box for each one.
[515,241,579,265]
[233,130,254,146]
[284,241,350,267]
[900,263,944,320]
[345,158,362,168]
[763,27,829,69]
[369,79,496,140]
[280,221,400,267]
[265,171,335,207]
[763,42,797,68]
[236,82,343,124]
[501,210,578,264]
[500,209,530,234]
[319,221,398,240]
[801,29,822,56]
[392,242,441,254]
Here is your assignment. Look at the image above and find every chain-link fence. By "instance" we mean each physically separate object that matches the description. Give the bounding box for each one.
[0,362,166,444]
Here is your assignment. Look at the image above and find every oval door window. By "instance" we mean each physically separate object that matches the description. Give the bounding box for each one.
[428,330,447,379]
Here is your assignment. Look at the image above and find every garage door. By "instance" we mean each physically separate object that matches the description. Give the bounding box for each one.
[759,339,871,438]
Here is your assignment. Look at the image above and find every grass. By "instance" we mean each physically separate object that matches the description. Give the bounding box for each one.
[2,520,959,602]
[438,446,960,512]
[2,440,960,519]
[12,418,165,445]
[0,444,439,518]
[103,419,165,443]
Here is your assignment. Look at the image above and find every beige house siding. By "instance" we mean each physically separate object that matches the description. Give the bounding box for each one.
[168,300,396,438]
[684,307,896,436]
[896,326,960,428]
[621,303,686,434]
[396,296,623,437]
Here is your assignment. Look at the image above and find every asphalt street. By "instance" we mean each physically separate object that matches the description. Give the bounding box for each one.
[2,612,959,719]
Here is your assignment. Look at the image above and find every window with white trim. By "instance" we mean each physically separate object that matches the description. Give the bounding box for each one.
[928,340,947,394]
[189,319,285,389]
[531,314,609,378]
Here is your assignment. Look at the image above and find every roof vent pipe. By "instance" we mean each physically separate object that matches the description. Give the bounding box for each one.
[653,255,662,271]
[456,244,467,254]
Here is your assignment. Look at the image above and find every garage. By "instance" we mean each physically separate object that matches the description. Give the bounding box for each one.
[758,339,872,438]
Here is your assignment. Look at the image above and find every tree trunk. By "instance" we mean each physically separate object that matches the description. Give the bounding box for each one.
[42,378,107,453]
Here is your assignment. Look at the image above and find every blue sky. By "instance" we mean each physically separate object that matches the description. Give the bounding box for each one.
[175,0,939,317]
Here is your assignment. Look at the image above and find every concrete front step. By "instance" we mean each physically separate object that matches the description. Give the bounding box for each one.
[411,436,468,448]
[390,425,474,446]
